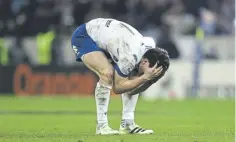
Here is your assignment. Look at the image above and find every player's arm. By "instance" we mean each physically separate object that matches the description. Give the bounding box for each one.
[123,47,170,95]
[125,48,170,95]
[113,70,147,94]
[125,80,153,96]
[125,71,166,95]
[112,65,163,94]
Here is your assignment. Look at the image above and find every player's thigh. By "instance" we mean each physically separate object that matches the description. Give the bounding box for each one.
[82,51,114,83]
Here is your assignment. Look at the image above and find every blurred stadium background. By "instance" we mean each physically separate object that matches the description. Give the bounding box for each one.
[0,0,235,142]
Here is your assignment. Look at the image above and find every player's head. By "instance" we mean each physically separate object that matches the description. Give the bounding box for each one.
[138,48,170,74]
[138,48,159,73]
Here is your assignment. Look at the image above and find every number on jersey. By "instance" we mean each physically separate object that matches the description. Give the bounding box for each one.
[105,20,113,27]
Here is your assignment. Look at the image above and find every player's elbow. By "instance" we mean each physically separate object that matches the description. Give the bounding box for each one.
[113,81,133,94]
[113,84,126,94]
[113,87,124,94]
[113,89,126,94]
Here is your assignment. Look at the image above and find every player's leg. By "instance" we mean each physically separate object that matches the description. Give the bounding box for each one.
[119,93,154,134]
[71,24,118,135]
[82,52,114,129]
[121,93,139,126]
[81,52,119,135]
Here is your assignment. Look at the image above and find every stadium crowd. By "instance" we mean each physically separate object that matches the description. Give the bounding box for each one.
[0,0,234,64]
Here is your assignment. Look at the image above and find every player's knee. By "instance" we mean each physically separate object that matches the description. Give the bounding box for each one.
[99,68,114,85]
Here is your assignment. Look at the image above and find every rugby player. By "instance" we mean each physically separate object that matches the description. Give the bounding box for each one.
[71,18,169,135]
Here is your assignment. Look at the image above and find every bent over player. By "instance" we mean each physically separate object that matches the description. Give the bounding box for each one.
[71,18,169,135]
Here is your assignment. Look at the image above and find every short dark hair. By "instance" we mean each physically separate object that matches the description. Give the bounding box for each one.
[142,49,159,67]
[143,48,170,70]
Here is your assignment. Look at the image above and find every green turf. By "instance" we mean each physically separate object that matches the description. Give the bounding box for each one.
[0,96,234,142]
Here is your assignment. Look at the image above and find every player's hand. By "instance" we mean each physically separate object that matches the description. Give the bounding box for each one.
[143,63,163,81]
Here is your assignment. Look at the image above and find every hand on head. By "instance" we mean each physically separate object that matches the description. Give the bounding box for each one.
[141,47,170,81]
[142,63,163,81]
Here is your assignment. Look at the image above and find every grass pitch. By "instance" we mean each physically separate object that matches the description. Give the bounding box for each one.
[0,96,234,142]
